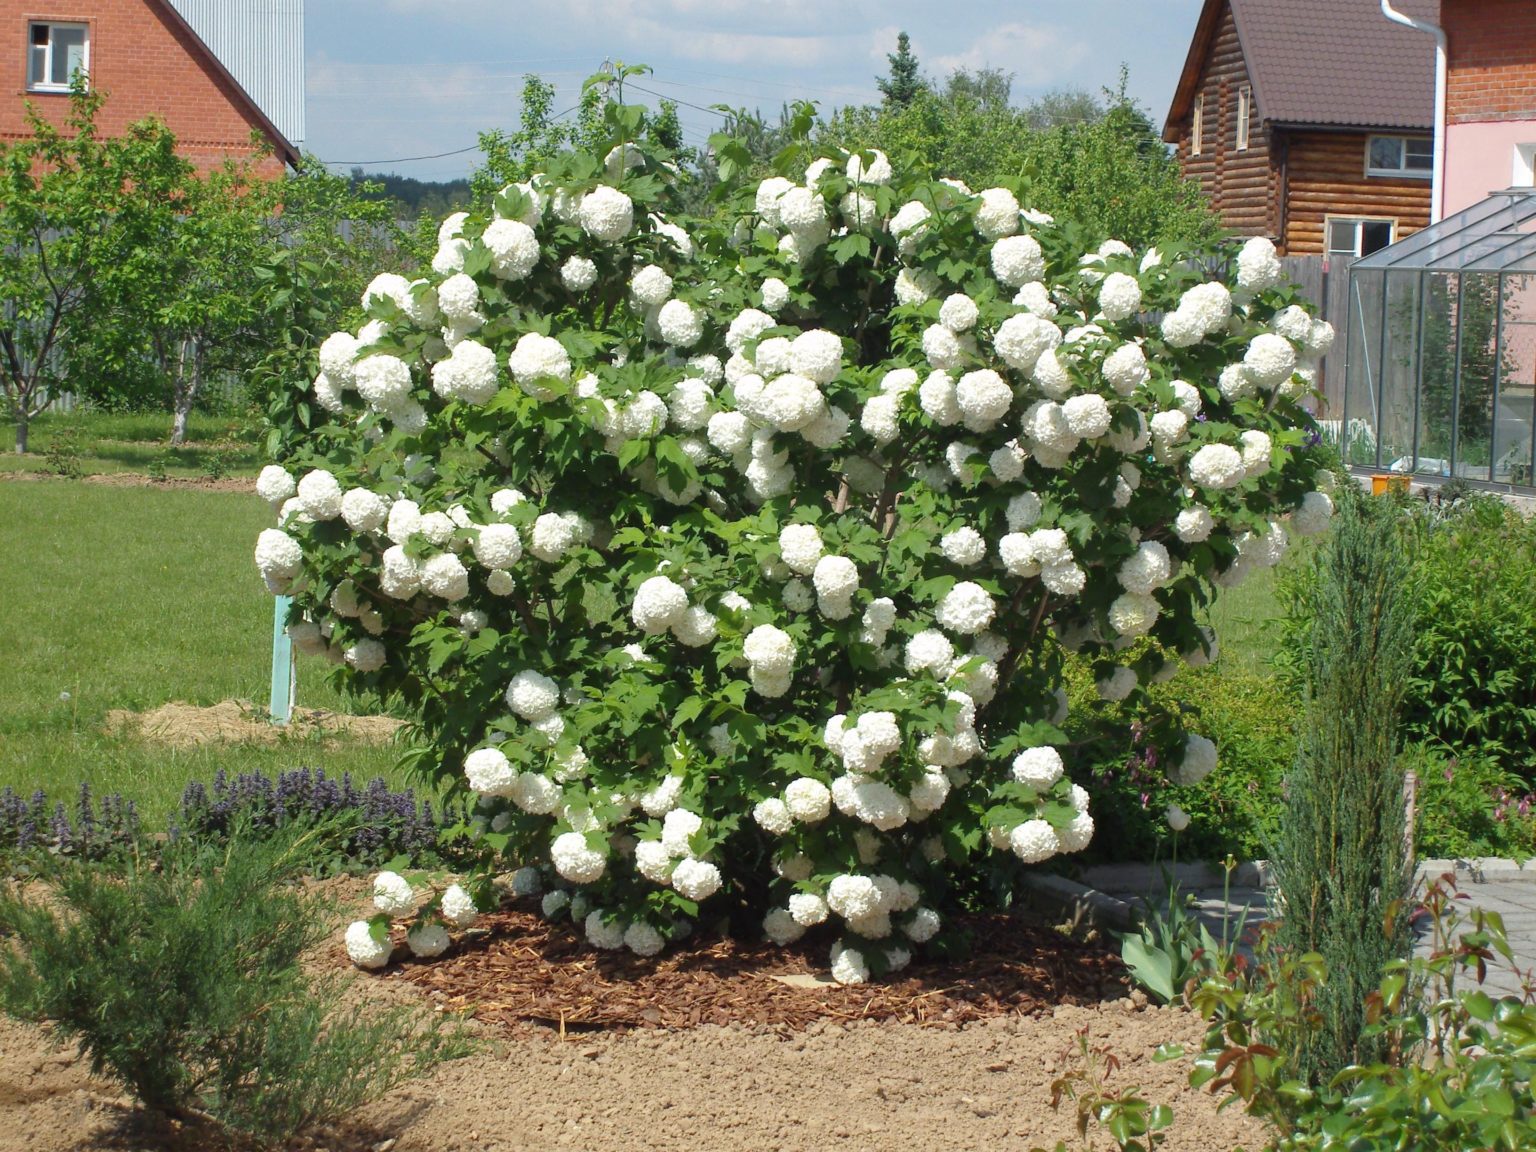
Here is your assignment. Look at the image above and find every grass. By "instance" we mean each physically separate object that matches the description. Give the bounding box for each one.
[0,479,415,827]
[1,410,265,479]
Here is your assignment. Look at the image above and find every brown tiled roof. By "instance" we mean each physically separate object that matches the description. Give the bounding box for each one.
[1164,0,1436,140]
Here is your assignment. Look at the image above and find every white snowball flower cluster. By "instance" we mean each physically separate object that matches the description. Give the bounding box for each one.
[743,624,796,697]
[1236,236,1285,293]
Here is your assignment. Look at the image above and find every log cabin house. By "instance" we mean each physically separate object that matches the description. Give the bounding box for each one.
[1162,0,1436,256]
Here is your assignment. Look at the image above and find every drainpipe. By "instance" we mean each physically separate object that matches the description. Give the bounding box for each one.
[1381,0,1447,223]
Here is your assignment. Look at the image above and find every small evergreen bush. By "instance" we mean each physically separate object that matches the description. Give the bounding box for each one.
[0,824,468,1143]
[1273,487,1416,1082]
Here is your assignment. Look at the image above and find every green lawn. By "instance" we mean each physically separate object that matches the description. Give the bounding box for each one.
[0,479,414,827]
[2,410,265,479]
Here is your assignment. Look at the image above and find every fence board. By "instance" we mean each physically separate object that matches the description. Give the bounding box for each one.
[1281,254,1354,419]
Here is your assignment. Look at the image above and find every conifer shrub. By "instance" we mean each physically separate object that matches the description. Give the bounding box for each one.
[0,824,467,1143]
[1273,487,1416,1082]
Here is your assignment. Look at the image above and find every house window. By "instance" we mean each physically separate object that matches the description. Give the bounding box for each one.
[27,21,89,92]
[1326,216,1396,257]
[1515,143,1536,188]
[1366,135,1432,178]
[1191,95,1204,157]
[1236,85,1251,151]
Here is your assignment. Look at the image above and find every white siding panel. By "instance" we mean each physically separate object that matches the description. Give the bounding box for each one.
[167,0,305,145]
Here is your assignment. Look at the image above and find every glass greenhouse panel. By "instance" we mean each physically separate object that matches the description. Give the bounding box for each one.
[1342,270,1384,467]
[1457,272,1500,480]
[1414,273,1458,470]
[1492,273,1536,486]
[1379,271,1421,471]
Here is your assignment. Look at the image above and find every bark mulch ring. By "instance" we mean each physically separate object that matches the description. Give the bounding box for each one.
[385,899,1130,1035]
[104,700,406,748]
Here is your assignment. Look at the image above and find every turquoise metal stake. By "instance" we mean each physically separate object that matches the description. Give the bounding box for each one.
[270,595,295,725]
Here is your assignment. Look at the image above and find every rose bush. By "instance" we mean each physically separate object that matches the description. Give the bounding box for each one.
[256,103,1334,982]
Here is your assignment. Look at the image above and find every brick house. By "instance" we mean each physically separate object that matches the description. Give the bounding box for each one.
[0,0,302,177]
[1440,0,1536,215]
[1163,0,1436,256]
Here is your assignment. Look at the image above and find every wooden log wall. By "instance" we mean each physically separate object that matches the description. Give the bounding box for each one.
[1169,2,1278,241]
[1280,131,1432,254]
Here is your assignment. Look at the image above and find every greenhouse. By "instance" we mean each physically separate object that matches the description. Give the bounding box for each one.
[1340,187,1536,489]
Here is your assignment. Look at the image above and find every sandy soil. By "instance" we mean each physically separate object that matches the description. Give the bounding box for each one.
[0,987,1265,1152]
[104,700,406,748]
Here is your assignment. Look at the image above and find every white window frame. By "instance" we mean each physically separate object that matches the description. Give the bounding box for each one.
[26,21,90,93]
[1365,134,1433,179]
[1191,95,1204,157]
[1236,85,1251,152]
[1325,215,1397,258]
[1515,143,1536,188]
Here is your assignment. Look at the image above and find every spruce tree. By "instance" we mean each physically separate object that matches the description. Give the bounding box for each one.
[877,32,923,106]
[1275,487,1417,1082]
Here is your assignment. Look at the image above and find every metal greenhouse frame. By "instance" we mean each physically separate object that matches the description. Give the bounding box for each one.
[1341,187,1536,490]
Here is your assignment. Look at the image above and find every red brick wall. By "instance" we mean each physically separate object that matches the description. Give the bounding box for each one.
[0,1,286,177]
[1444,0,1536,123]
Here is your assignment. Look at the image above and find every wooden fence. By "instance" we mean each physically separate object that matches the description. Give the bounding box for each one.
[1281,254,1355,419]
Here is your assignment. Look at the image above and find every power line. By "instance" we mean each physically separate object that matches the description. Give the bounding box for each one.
[323,143,483,166]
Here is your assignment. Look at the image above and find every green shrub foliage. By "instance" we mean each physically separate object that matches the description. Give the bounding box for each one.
[1274,488,1416,1082]
[256,92,1335,981]
[0,827,464,1141]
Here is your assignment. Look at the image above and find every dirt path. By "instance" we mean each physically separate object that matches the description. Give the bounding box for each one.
[0,990,1264,1152]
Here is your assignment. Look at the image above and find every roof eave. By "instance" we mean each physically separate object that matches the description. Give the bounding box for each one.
[148,0,301,170]
[1163,0,1226,142]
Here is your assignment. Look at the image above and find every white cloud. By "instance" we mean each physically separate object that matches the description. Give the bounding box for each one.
[933,23,1090,89]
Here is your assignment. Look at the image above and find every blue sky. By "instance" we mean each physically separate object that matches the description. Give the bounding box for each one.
[304,0,1205,181]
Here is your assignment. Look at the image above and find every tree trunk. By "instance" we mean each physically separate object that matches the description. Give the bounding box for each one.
[170,337,197,446]
[14,409,27,454]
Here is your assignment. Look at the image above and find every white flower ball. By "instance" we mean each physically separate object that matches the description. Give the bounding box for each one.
[408,927,448,958]
[344,639,386,673]
[254,529,303,581]
[1175,505,1215,542]
[1010,819,1059,864]
[345,920,392,969]
[421,553,469,602]
[630,263,673,306]
[1057,810,1095,853]
[1172,733,1219,786]
[505,669,560,721]
[941,526,987,567]
[1243,332,1298,389]
[658,299,704,348]
[1098,665,1138,702]
[1098,272,1143,322]
[789,892,830,926]
[584,909,625,950]
[464,747,517,796]
[743,624,796,675]
[1236,235,1285,292]
[256,465,296,505]
[904,629,955,676]
[785,777,832,823]
[753,797,793,835]
[939,294,980,334]
[635,839,675,884]
[440,883,478,928]
[1062,393,1112,439]
[954,369,1012,432]
[578,185,634,242]
[551,832,607,884]
[507,332,571,395]
[632,575,689,635]
[1012,747,1064,790]
[994,313,1061,372]
[975,187,1021,239]
[846,148,892,185]
[779,523,824,575]
[894,266,938,306]
[830,941,870,985]
[1119,541,1172,595]
[373,871,415,914]
[827,874,881,920]
[992,233,1045,286]
[618,921,663,957]
[561,255,598,291]
[1188,444,1247,490]
[1102,342,1150,396]
[1291,490,1334,536]
[1166,803,1191,832]
[479,219,539,281]
[936,581,996,635]
[671,857,723,901]
[431,340,500,405]
[760,277,790,313]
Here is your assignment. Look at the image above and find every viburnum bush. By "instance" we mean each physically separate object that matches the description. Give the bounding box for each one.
[255,101,1335,983]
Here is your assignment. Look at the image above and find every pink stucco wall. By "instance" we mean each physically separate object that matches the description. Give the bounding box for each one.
[1444,121,1536,216]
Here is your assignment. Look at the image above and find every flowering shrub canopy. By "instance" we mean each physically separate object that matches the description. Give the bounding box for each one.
[258,107,1333,982]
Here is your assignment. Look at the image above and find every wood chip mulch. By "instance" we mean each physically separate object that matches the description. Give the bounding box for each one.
[380,901,1130,1034]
